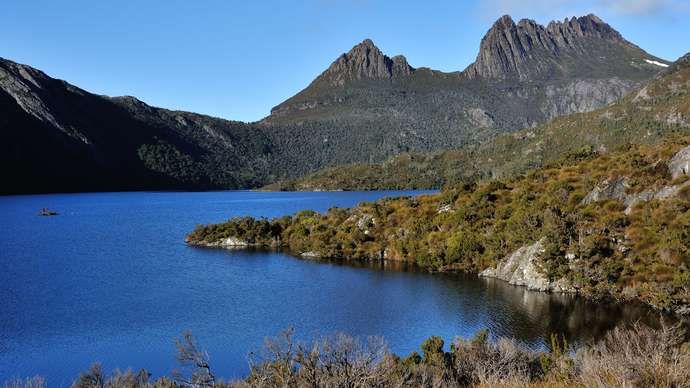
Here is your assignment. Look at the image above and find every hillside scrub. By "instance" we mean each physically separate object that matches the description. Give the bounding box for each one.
[188,138,690,314]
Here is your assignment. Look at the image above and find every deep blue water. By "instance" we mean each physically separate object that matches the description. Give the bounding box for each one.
[0,190,663,386]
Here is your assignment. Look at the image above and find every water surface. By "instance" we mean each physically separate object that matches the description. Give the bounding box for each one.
[0,190,666,386]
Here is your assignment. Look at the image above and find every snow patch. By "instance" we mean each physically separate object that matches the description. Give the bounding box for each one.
[645,59,669,68]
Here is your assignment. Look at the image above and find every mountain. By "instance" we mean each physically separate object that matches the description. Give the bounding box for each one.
[312,38,414,85]
[465,14,637,80]
[260,14,665,175]
[267,52,690,191]
[0,14,670,194]
[0,58,279,194]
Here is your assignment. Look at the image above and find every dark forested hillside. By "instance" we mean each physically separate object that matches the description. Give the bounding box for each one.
[0,14,669,194]
[0,59,278,194]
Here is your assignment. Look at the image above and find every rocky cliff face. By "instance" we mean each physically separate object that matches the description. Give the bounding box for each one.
[669,145,690,179]
[464,14,643,80]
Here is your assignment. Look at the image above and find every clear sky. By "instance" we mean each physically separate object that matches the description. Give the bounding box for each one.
[2,0,689,122]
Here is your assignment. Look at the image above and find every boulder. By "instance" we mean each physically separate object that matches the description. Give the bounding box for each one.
[624,180,690,214]
[581,176,629,205]
[669,145,690,180]
[437,204,452,213]
[356,214,374,231]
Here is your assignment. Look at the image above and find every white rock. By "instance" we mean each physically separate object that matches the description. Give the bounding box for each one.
[437,204,452,213]
[219,237,250,247]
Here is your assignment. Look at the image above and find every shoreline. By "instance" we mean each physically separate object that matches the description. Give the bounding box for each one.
[186,239,689,318]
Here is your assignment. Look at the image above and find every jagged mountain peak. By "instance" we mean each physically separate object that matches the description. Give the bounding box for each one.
[494,14,516,28]
[358,38,377,48]
[464,13,636,80]
[315,39,414,86]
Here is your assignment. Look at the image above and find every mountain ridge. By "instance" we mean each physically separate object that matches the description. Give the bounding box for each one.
[266,51,690,191]
[0,14,672,194]
[464,14,644,80]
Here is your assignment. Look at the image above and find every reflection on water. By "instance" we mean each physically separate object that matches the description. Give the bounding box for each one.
[478,276,677,347]
[300,255,687,348]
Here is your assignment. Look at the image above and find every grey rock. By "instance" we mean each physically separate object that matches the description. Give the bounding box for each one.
[466,108,494,128]
[624,180,690,214]
[464,14,643,80]
[356,214,374,231]
[582,170,689,214]
[541,78,631,119]
[581,177,629,205]
[187,236,251,249]
[669,146,690,180]
[480,239,572,292]
[221,237,249,246]
[318,39,413,86]
[0,61,70,137]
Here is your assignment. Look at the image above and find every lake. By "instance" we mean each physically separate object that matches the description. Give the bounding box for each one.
[0,190,669,386]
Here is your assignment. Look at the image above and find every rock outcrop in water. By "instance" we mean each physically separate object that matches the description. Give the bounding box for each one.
[479,239,573,293]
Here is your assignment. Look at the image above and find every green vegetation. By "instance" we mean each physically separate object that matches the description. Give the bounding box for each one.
[7,323,689,387]
[189,138,690,313]
[137,142,207,186]
[268,54,690,191]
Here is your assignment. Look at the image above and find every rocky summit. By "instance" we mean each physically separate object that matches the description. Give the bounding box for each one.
[316,39,413,86]
[464,14,636,80]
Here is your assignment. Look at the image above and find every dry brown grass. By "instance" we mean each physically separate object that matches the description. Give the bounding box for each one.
[574,322,690,388]
[4,323,688,387]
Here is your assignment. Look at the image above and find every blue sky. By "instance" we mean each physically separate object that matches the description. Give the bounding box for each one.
[2,0,689,122]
